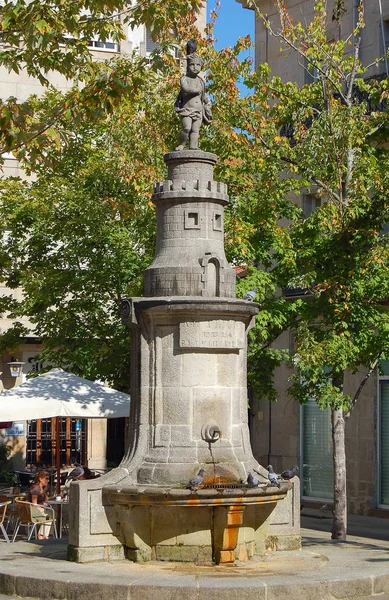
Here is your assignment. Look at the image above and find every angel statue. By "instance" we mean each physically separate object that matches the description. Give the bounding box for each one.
[175,39,212,151]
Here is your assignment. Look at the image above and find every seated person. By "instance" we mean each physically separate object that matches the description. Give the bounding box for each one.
[28,471,53,540]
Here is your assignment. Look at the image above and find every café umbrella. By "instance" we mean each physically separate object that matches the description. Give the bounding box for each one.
[0,368,130,493]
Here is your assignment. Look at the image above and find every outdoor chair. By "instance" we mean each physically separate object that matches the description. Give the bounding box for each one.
[4,495,26,533]
[0,496,14,532]
[0,492,24,532]
[0,501,11,543]
[12,501,57,542]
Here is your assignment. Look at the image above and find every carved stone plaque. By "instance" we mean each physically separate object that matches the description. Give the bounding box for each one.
[179,320,244,349]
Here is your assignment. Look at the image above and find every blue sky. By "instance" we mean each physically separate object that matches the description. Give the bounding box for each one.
[206,0,255,94]
[207,0,254,50]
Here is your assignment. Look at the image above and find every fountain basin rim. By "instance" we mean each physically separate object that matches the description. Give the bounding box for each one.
[104,484,288,507]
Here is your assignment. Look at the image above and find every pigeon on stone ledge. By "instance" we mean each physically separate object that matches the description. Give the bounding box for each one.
[281,465,299,483]
[186,468,205,490]
[66,466,84,481]
[267,465,280,488]
[247,472,261,487]
[243,288,257,301]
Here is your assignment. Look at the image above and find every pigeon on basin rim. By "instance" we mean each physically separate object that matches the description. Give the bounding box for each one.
[247,472,261,487]
[186,468,205,490]
[281,465,299,483]
[267,464,280,488]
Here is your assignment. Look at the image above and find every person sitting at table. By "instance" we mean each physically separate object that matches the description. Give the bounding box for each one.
[27,471,53,540]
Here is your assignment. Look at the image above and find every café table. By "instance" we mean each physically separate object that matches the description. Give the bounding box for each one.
[47,498,68,538]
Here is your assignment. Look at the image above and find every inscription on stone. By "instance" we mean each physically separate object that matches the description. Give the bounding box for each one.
[179,320,243,349]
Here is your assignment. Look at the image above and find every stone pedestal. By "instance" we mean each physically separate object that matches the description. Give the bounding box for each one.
[120,297,263,486]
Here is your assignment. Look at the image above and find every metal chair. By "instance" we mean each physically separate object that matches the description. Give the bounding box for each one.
[12,501,57,542]
[0,501,12,543]
[0,496,14,532]
[4,495,26,533]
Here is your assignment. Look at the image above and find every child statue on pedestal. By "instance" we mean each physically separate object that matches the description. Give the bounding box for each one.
[175,40,212,151]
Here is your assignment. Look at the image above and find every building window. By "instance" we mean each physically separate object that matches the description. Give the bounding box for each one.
[301,398,334,499]
[62,8,120,53]
[303,193,322,218]
[378,360,389,505]
[380,18,389,75]
[88,37,119,52]
[145,26,159,56]
[26,417,87,467]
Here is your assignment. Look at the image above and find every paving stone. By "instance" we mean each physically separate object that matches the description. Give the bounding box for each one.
[327,577,374,599]
[0,518,388,600]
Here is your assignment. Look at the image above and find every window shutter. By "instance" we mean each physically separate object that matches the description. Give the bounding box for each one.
[302,398,334,499]
[145,27,158,54]
[380,381,389,504]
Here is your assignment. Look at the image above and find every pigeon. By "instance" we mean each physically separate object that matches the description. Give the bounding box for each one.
[66,466,84,481]
[243,288,257,301]
[247,472,261,487]
[185,468,205,490]
[267,465,280,488]
[281,465,299,482]
[186,39,197,55]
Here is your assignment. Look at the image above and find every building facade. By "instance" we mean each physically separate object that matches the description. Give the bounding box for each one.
[237,0,389,516]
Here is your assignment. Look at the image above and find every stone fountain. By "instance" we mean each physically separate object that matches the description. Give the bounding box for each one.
[68,42,300,566]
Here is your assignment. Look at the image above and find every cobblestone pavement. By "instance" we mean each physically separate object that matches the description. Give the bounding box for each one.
[0,512,388,599]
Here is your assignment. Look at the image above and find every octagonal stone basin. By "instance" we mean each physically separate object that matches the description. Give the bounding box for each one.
[105,483,288,565]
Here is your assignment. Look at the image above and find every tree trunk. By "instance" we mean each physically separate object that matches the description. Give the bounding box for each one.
[331,405,347,539]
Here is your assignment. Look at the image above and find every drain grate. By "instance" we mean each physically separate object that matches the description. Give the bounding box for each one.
[202,483,251,490]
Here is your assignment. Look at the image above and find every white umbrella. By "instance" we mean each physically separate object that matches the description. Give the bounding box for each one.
[0,368,130,420]
[0,368,130,494]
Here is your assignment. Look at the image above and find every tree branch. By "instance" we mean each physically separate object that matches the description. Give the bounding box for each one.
[344,355,381,419]
[264,16,348,104]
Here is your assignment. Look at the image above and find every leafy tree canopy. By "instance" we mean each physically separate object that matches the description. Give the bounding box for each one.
[203,1,389,413]
[0,60,181,387]
[0,0,202,168]
[205,0,389,539]
[2,0,389,407]
[0,0,387,542]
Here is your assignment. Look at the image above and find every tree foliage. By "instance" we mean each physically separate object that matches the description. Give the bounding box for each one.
[196,1,389,416]
[206,0,389,538]
[0,0,202,168]
[0,61,182,388]
[1,0,389,538]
